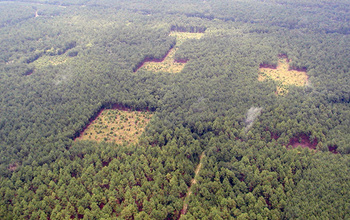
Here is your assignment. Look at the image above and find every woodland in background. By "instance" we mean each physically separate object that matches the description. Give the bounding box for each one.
[0,0,350,219]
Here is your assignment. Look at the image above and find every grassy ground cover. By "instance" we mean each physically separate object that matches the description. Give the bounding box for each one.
[76,109,152,145]
[169,31,204,46]
[259,58,308,95]
[33,54,68,67]
[139,31,204,73]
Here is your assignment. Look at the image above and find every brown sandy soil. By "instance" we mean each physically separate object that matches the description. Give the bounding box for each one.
[179,152,205,219]
[75,109,152,145]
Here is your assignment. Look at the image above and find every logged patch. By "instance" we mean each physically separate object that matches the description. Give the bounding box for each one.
[288,133,318,150]
[33,55,68,67]
[169,31,204,46]
[136,31,204,73]
[76,109,152,145]
[259,56,308,95]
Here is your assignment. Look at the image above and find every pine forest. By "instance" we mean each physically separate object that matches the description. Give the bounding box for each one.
[0,0,350,219]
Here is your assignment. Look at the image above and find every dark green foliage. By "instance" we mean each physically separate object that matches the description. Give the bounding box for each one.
[0,0,350,219]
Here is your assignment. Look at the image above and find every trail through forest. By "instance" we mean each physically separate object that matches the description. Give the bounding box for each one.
[179,152,205,219]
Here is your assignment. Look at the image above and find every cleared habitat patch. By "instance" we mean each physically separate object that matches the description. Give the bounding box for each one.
[76,109,152,145]
[258,57,308,95]
[33,54,69,67]
[169,31,204,46]
[140,48,186,73]
[268,131,339,154]
[138,31,204,73]
[8,162,19,172]
[288,133,318,150]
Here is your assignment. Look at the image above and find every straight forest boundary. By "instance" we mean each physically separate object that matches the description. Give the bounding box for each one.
[259,55,308,95]
[75,109,152,145]
[135,31,204,73]
[1,1,350,219]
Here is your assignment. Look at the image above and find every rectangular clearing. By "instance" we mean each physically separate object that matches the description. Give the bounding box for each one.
[76,109,152,145]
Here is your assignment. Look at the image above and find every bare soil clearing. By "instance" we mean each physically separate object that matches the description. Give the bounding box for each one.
[269,131,338,154]
[140,48,186,73]
[8,162,19,171]
[137,31,204,73]
[33,54,68,67]
[169,32,204,46]
[288,133,318,150]
[286,134,337,154]
[328,145,339,154]
[75,109,152,145]
[259,57,308,95]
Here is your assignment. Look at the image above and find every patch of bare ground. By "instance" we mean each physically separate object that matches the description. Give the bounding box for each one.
[75,108,152,145]
[178,152,205,219]
[328,145,339,154]
[136,31,204,73]
[258,55,308,95]
[288,133,318,150]
[139,48,186,73]
[32,54,69,68]
[267,130,338,154]
[8,162,19,171]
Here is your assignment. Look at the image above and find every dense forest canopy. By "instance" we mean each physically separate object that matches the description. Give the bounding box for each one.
[0,0,350,219]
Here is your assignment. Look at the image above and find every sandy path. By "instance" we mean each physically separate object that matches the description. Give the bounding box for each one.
[178,152,205,219]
